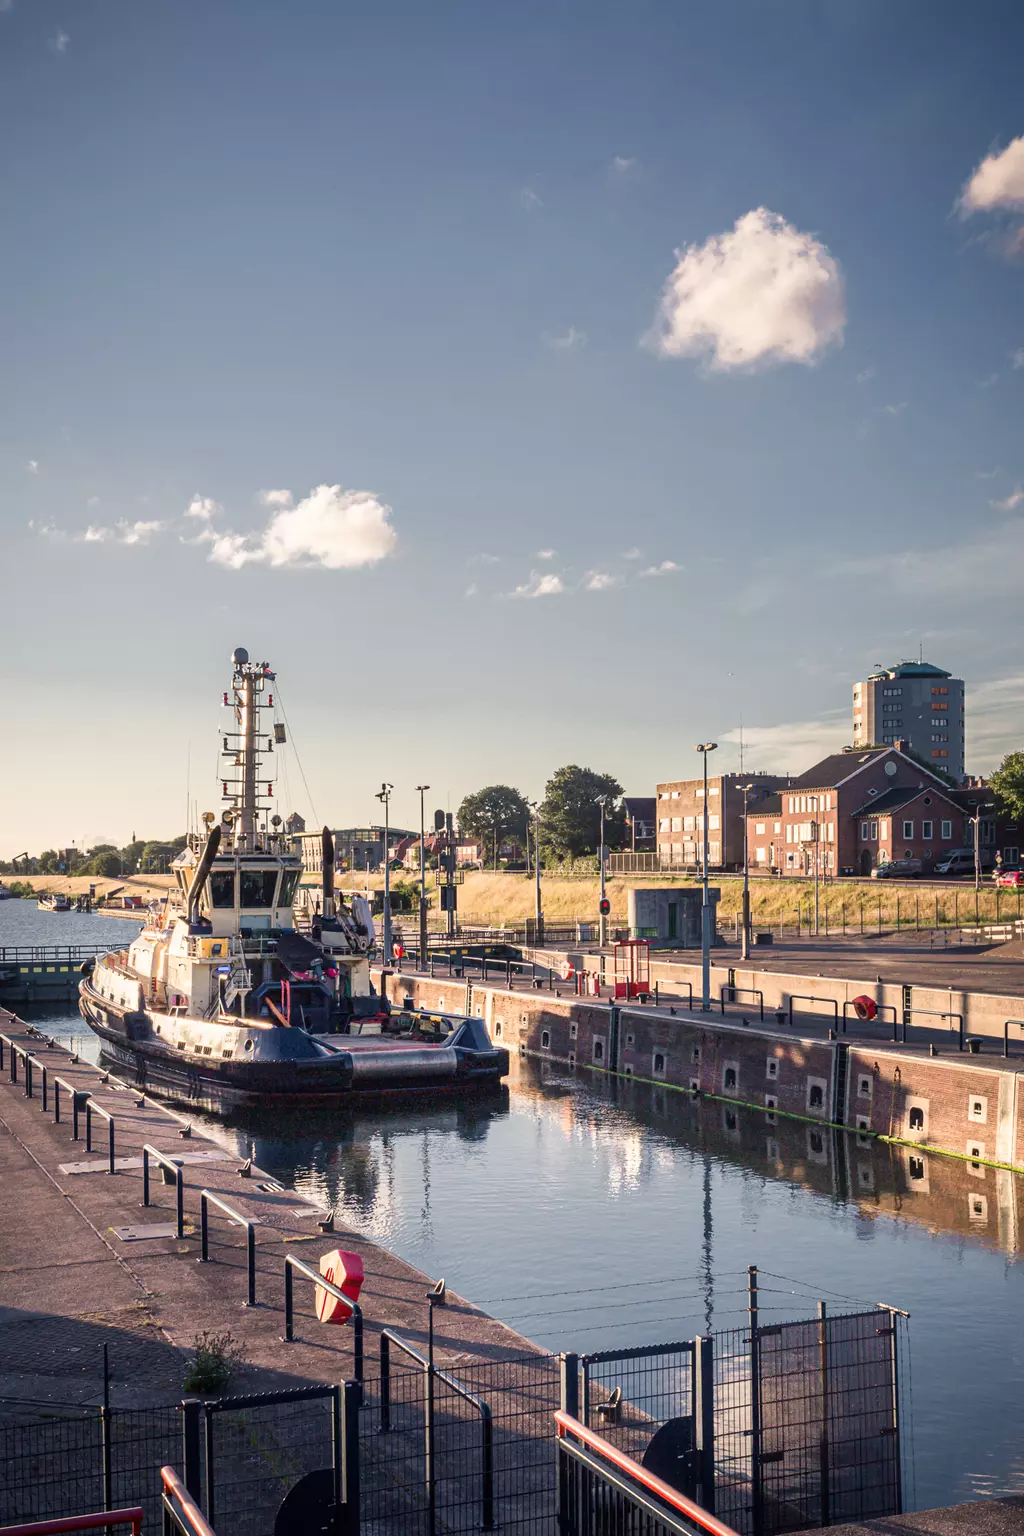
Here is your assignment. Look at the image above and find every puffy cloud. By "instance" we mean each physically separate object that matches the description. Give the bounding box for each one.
[81,519,164,545]
[961,136,1024,213]
[86,495,100,508]
[536,549,557,560]
[518,187,542,210]
[260,489,293,508]
[639,560,680,577]
[647,207,845,372]
[621,546,643,561]
[610,155,638,177]
[1012,349,1024,369]
[509,571,565,599]
[584,571,618,591]
[992,487,1024,512]
[882,401,907,416]
[50,28,69,51]
[205,483,397,571]
[25,460,38,473]
[186,494,220,521]
[721,714,849,772]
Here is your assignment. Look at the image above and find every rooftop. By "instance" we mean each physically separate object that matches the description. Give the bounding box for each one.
[867,659,953,680]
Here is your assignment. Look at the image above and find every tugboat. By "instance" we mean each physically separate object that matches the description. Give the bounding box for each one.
[39,892,72,912]
[79,647,507,1111]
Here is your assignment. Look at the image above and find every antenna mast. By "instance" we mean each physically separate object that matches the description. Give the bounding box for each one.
[223,648,275,850]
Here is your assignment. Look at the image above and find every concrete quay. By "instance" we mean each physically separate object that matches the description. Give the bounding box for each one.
[809,1495,1024,1533]
[0,1010,543,1412]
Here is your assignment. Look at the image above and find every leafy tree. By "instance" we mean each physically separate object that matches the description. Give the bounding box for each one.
[456,785,531,869]
[539,765,626,859]
[991,751,1024,821]
[82,851,122,877]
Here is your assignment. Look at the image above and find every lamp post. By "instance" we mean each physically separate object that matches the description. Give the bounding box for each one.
[529,801,543,944]
[375,782,394,965]
[738,782,754,960]
[694,743,718,1010]
[416,784,430,969]
[596,795,608,947]
[970,802,995,895]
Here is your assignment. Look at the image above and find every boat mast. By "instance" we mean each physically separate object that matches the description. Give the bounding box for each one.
[224,647,274,850]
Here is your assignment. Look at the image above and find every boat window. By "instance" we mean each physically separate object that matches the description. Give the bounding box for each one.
[240,869,279,908]
[279,869,300,907]
[210,871,236,908]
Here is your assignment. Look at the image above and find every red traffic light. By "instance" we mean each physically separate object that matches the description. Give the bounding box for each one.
[599,898,611,915]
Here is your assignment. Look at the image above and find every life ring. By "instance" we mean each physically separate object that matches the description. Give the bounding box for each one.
[852,995,877,1021]
[561,961,575,981]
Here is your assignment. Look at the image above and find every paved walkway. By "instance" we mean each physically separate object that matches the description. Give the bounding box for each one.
[810,1496,1024,1533]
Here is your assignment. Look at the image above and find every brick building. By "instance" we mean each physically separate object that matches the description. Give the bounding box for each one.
[747,743,970,877]
[656,772,791,870]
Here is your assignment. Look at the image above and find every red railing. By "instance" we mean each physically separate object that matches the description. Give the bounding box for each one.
[161,1468,216,1536]
[555,1411,739,1536]
[0,1512,143,1536]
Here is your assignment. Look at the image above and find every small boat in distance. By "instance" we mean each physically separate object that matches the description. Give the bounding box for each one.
[38,892,72,912]
[79,646,508,1111]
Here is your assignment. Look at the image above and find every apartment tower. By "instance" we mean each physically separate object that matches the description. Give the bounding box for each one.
[852,661,965,780]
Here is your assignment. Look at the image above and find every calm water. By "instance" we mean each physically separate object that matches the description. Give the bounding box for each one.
[6,902,1023,1512]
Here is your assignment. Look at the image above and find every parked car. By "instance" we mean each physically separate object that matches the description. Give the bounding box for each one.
[934,849,993,876]
[994,869,1024,888]
[871,858,922,879]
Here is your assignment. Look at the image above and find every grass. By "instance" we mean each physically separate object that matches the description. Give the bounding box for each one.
[338,869,1022,930]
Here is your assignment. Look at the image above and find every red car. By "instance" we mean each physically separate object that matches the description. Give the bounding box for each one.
[994,869,1024,887]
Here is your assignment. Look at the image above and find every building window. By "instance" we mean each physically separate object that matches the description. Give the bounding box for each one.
[871,821,878,840]
[931,702,948,712]
[593,1038,605,1064]
[883,687,903,696]
[709,785,720,796]
[931,734,948,742]
[902,821,914,839]
[708,814,720,831]
[773,822,782,834]
[968,1096,988,1124]
[671,817,682,832]
[724,1065,738,1091]
[861,822,870,840]
[652,1052,666,1077]
[540,1030,550,1050]
[932,686,948,695]
[755,822,765,834]
[932,750,948,758]
[683,816,695,832]
[766,1058,779,1080]
[921,820,933,840]
[938,819,951,839]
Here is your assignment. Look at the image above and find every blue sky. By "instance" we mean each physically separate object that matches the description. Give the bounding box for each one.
[3,0,1024,853]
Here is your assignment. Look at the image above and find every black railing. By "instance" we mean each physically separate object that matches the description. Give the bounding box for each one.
[787,994,839,1028]
[0,943,117,964]
[282,1254,364,1387]
[142,1145,185,1239]
[85,1099,117,1174]
[199,1191,256,1306]
[556,1411,739,1536]
[719,985,764,1020]
[841,999,899,1036]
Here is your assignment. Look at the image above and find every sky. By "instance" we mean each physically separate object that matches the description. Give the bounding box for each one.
[3,0,1024,854]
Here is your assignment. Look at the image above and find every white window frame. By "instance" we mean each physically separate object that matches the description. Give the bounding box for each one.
[941,820,952,839]
[903,820,914,839]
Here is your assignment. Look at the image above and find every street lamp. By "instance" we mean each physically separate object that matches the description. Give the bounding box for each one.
[528,800,543,944]
[596,795,609,947]
[694,743,718,1010]
[375,783,394,965]
[737,783,754,960]
[969,802,995,896]
[416,784,430,969]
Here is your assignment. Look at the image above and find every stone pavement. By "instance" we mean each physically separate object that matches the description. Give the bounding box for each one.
[807,1495,1024,1533]
[0,1012,543,1411]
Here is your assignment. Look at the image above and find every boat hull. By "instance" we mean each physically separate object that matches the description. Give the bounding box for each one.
[79,980,508,1113]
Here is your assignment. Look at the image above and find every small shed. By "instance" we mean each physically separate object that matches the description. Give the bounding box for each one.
[627,887,719,949]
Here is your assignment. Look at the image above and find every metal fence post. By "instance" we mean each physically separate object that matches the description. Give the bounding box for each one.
[694,1335,716,1515]
[142,1146,150,1207]
[342,1380,361,1536]
[247,1222,256,1307]
[204,1405,216,1528]
[559,1353,580,1418]
[817,1302,830,1528]
[180,1399,203,1504]
[101,1343,112,1514]
[748,1265,763,1536]
[380,1333,391,1431]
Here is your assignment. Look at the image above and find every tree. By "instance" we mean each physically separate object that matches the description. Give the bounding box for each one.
[456,785,531,869]
[991,751,1024,821]
[539,765,626,860]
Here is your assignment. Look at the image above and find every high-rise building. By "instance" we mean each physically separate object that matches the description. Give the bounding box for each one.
[852,661,965,780]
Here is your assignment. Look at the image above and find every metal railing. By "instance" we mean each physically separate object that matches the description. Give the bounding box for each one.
[199,1191,256,1306]
[787,994,839,1028]
[0,943,115,964]
[160,1466,216,1536]
[898,1008,965,1050]
[84,1100,117,1174]
[841,999,899,1036]
[555,1411,739,1536]
[282,1254,364,1387]
[142,1145,185,1239]
[719,985,764,1020]
[0,1511,144,1536]
[53,1076,89,1139]
[379,1327,495,1532]
[1005,1019,1024,1058]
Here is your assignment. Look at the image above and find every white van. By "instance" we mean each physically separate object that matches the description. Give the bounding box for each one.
[934,849,992,875]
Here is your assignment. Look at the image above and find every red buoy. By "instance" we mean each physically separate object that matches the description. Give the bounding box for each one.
[852,995,878,1021]
[315,1249,364,1325]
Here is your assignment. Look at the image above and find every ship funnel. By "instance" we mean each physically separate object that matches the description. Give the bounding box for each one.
[322,826,335,918]
[186,824,222,926]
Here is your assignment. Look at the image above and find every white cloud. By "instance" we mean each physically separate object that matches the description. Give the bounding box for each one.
[545,326,587,351]
[621,547,643,561]
[467,552,500,566]
[610,155,638,177]
[976,467,1000,479]
[259,489,293,508]
[509,571,565,599]
[639,560,680,578]
[721,714,849,773]
[25,460,39,473]
[1013,349,1024,369]
[965,676,1024,771]
[81,519,164,546]
[518,187,542,210]
[991,487,1024,512]
[536,549,557,560]
[977,373,1000,389]
[205,483,397,570]
[464,583,478,599]
[186,494,220,521]
[86,495,100,508]
[855,367,876,384]
[584,571,619,591]
[962,137,1024,213]
[50,27,69,52]
[646,207,845,372]
[839,522,1024,599]
[882,401,907,416]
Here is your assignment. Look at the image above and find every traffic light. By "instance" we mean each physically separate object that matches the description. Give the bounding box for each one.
[599,897,611,916]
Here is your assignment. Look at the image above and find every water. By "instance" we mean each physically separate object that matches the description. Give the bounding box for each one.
[7,897,1023,1512]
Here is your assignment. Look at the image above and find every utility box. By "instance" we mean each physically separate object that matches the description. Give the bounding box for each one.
[627,887,719,949]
